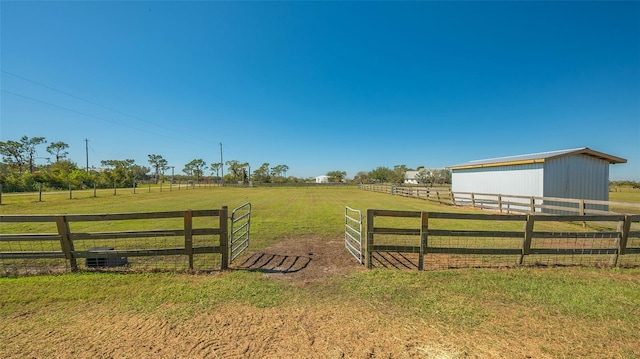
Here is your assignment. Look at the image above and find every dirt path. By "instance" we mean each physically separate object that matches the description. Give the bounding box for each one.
[231,237,365,285]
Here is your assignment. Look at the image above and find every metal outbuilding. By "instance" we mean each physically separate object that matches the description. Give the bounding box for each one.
[447,148,626,211]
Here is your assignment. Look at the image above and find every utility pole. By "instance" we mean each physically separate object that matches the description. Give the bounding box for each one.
[85,138,89,173]
[219,142,224,184]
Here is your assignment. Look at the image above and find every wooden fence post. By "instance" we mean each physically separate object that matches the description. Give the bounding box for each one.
[471,193,475,208]
[419,212,428,271]
[220,206,229,270]
[520,215,534,266]
[55,215,77,271]
[365,209,374,269]
[613,215,632,267]
[184,209,193,270]
[529,197,535,214]
[498,195,503,213]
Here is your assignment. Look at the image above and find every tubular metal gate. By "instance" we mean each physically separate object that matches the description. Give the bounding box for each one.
[230,203,251,263]
[345,206,363,264]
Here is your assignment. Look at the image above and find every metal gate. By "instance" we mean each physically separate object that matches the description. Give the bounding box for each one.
[230,203,251,263]
[345,206,363,264]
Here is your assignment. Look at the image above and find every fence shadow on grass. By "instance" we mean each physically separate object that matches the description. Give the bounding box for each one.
[371,252,419,270]
[233,252,312,274]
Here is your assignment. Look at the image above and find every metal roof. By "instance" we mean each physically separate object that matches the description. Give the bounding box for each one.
[447,147,627,170]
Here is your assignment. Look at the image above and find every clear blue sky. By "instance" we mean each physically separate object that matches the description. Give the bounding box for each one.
[1,1,639,180]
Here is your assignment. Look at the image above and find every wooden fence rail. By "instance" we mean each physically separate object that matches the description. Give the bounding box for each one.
[365,210,640,270]
[359,184,640,215]
[0,207,229,274]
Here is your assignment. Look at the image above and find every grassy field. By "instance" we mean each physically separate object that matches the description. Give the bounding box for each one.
[1,186,640,357]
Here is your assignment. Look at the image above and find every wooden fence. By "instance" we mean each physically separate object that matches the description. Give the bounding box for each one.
[0,207,229,275]
[359,184,640,215]
[365,210,640,270]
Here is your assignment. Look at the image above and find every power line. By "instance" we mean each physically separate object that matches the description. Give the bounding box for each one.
[1,89,199,145]
[1,90,201,145]
[1,70,213,145]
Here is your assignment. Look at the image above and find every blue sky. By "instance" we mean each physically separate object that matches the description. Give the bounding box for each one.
[1,1,639,180]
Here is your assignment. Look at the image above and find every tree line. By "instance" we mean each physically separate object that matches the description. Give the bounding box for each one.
[1,135,452,193]
[0,136,303,192]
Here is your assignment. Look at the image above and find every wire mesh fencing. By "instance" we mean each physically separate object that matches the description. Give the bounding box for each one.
[364,210,640,270]
[1,208,229,276]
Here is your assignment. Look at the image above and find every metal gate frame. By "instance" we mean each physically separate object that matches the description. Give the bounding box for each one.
[230,203,251,263]
[345,206,363,264]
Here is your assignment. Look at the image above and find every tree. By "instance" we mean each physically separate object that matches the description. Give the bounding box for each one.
[239,162,250,182]
[147,154,168,184]
[369,166,394,183]
[225,160,248,181]
[353,171,370,184]
[0,140,27,173]
[20,136,47,174]
[45,160,77,188]
[210,162,223,181]
[131,165,151,183]
[252,162,271,183]
[46,142,69,162]
[280,164,289,179]
[0,136,47,174]
[270,164,289,182]
[184,159,207,182]
[431,168,452,185]
[415,168,431,186]
[392,164,408,184]
[101,159,136,187]
[327,170,347,183]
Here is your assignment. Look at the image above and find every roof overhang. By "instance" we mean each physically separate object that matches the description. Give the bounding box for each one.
[447,147,627,171]
[448,158,547,170]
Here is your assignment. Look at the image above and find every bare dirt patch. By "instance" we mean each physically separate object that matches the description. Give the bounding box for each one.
[232,237,366,285]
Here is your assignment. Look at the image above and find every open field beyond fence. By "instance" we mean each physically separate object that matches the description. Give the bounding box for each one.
[1,186,640,358]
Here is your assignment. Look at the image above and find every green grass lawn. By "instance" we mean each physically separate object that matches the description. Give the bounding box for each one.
[1,186,640,357]
[1,185,450,248]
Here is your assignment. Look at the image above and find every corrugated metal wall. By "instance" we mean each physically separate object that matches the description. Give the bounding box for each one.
[451,164,545,196]
[451,155,611,214]
[543,155,609,201]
